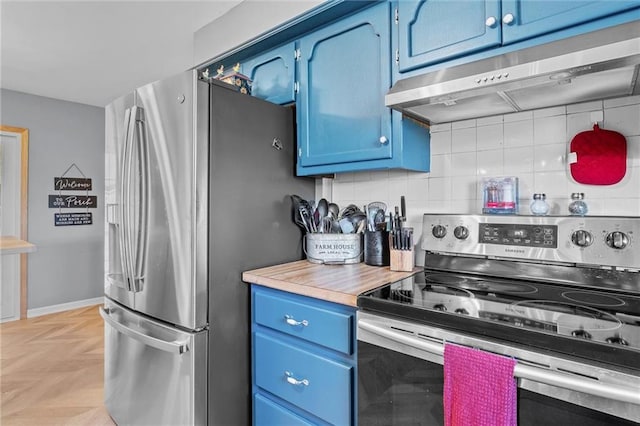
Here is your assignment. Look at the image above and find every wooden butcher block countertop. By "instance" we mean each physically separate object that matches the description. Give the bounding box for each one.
[242,260,420,307]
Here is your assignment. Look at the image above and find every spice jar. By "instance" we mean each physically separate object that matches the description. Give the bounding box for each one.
[568,193,588,216]
[530,193,550,216]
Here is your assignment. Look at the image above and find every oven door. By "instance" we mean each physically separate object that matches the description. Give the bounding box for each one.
[357,311,640,425]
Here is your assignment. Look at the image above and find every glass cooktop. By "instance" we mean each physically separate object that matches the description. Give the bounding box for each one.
[358,271,640,372]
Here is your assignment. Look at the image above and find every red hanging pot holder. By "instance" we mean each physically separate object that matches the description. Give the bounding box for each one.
[569,124,627,185]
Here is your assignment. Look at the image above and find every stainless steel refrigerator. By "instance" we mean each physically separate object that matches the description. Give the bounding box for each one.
[101,70,313,425]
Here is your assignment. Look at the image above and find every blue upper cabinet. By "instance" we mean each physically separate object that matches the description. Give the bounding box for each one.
[396,0,640,73]
[241,42,296,105]
[397,0,501,73]
[501,0,640,44]
[297,2,393,172]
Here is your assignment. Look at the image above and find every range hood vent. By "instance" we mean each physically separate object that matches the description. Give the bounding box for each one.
[386,21,640,124]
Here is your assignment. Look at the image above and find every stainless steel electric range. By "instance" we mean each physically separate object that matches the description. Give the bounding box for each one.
[357,214,640,425]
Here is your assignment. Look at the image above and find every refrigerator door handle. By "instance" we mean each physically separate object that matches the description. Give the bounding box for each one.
[100,307,190,354]
[130,106,150,293]
[119,107,135,292]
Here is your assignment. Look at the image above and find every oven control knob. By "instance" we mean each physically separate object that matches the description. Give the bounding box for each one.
[455,308,469,315]
[605,231,629,250]
[453,226,469,240]
[433,304,447,312]
[432,225,447,239]
[571,329,592,339]
[571,230,593,247]
[606,336,629,346]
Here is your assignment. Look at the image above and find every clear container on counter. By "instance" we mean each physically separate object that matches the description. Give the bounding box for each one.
[530,193,550,216]
[568,193,588,216]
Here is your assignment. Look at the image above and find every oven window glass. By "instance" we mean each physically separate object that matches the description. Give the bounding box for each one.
[357,341,637,426]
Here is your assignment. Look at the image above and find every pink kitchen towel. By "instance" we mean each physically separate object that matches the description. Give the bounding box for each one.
[443,343,518,426]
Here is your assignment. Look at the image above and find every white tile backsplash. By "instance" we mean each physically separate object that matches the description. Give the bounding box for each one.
[567,100,603,114]
[451,127,476,153]
[533,143,566,172]
[533,115,566,145]
[604,94,640,108]
[533,106,566,118]
[430,129,451,155]
[326,95,640,258]
[504,110,533,123]
[476,149,504,176]
[504,119,534,147]
[450,152,477,176]
[628,136,640,167]
[476,123,503,151]
[504,146,534,174]
[477,115,503,126]
[605,103,640,137]
[567,111,595,138]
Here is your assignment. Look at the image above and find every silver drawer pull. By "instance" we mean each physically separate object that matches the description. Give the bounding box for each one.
[285,371,309,386]
[285,315,309,327]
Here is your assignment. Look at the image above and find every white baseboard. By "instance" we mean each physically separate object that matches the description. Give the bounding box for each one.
[27,297,104,318]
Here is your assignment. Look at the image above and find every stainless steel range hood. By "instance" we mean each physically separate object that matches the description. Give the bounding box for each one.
[386,21,640,124]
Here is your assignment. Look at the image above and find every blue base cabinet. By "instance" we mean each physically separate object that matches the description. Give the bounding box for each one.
[251,285,357,426]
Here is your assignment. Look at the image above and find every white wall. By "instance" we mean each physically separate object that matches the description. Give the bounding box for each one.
[194,0,323,67]
[328,95,640,264]
[0,89,105,311]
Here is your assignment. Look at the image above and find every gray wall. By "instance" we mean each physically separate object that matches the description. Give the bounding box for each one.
[1,89,104,309]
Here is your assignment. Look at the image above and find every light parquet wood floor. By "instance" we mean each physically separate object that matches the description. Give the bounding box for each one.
[1,305,116,425]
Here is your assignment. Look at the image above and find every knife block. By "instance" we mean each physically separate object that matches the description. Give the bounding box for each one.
[389,243,414,272]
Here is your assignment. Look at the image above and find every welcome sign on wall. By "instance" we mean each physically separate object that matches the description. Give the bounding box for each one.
[49,163,97,226]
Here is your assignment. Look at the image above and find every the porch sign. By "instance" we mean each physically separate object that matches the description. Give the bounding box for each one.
[49,163,97,226]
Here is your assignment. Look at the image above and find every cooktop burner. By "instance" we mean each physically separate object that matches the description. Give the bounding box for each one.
[358,271,640,372]
[562,290,627,307]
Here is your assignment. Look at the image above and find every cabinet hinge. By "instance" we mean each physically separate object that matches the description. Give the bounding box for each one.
[395,49,400,65]
[294,48,301,61]
[394,8,399,25]
[298,148,302,157]
[294,81,299,94]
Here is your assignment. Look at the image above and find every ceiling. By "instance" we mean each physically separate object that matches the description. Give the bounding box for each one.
[0,1,243,107]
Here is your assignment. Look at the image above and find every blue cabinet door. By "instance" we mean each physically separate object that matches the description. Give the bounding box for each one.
[242,42,296,105]
[297,2,392,169]
[254,393,315,426]
[397,0,501,72]
[501,0,640,44]
[254,332,353,426]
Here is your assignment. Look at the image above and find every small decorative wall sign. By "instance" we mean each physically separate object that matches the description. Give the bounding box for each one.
[54,212,93,226]
[54,177,92,191]
[49,163,97,226]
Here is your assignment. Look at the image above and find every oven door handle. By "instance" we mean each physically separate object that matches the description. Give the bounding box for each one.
[358,319,640,405]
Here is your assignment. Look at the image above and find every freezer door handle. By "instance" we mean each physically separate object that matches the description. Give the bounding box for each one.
[100,307,189,354]
[119,106,150,293]
[119,107,135,292]
[130,106,150,293]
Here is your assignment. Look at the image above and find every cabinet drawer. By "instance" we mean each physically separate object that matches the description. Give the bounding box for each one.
[254,393,314,426]
[254,290,354,355]
[254,332,352,426]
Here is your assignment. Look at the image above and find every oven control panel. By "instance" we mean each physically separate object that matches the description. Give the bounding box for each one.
[422,214,640,270]
[478,223,558,248]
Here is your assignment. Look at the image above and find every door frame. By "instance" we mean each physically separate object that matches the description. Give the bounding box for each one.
[0,125,29,319]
